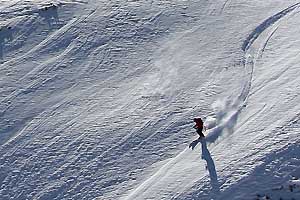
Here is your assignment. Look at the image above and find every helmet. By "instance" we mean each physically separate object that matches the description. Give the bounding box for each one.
[194,117,202,122]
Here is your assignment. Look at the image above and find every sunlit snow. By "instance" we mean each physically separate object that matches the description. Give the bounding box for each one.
[0,1,300,200]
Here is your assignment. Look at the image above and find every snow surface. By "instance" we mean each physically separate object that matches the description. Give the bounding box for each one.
[0,0,300,199]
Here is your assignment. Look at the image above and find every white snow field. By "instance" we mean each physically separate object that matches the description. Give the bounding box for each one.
[0,0,300,199]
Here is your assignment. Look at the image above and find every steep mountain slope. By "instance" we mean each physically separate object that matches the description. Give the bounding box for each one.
[0,1,299,200]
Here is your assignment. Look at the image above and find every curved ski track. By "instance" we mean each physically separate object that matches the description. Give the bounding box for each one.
[1,1,300,200]
[123,2,300,199]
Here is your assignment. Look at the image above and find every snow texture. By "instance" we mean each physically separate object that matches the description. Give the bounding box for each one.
[0,0,300,200]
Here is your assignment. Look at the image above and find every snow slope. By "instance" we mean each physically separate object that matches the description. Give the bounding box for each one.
[0,0,300,199]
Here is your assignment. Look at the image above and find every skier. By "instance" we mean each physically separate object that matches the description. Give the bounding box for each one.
[193,117,206,138]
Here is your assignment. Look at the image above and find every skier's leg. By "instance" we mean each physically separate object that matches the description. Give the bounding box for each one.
[199,132,205,137]
[199,127,204,137]
[197,129,205,138]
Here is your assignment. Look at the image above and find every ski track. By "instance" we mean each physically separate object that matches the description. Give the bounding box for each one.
[242,2,300,52]
[220,0,231,14]
[178,2,300,199]
[123,1,300,199]
[1,1,300,200]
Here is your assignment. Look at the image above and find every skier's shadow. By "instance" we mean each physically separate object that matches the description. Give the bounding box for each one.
[189,138,220,192]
